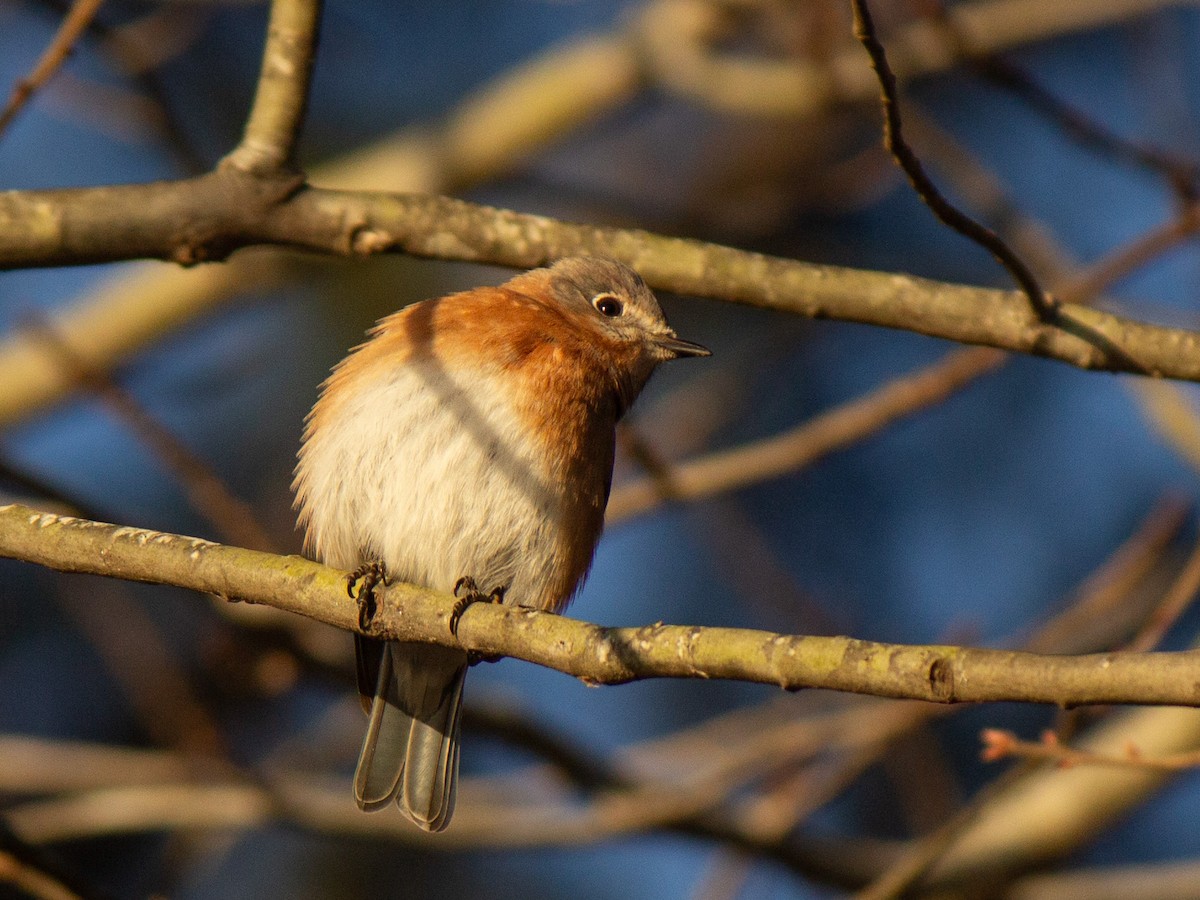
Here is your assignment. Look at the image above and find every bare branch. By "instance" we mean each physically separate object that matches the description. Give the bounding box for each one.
[608,346,1005,523]
[2,504,1200,706]
[0,849,85,900]
[919,702,1200,885]
[3,182,1200,382]
[1007,858,1200,900]
[25,317,275,552]
[1055,203,1200,304]
[981,728,1200,771]
[1119,533,1200,654]
[0,702,889,879]
[0,253,287,428]
[634,0,1182,120]
[850,0,1055,321]
[608,194,1200,521]
[857,761,1039,899]
[0,0,105,139]
[967,54,1200,201]
[221,0,322,174]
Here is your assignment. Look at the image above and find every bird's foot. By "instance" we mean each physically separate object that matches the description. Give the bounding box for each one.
[450,577,506,637]
[347,560,390,631]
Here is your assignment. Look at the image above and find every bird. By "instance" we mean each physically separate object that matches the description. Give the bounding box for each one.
[292,256,709,831]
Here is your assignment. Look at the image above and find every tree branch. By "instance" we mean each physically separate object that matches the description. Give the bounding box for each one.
[633,0,1181,120]
[0,2,1173,433]
[607,346,1006,523]
[0,703,895,882]
[850,0,1055,321]
[221,0,322,174]
[2,503,1200,707]
[3,181,1200,381]
[0,0,106,140]
[981,727,1200,771]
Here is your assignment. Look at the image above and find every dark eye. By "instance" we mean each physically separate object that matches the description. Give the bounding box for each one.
[592,294,624,318]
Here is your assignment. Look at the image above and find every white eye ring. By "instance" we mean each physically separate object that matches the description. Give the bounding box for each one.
[592,293,624,318]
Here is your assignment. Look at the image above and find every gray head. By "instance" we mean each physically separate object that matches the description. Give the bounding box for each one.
[540,256,710,365]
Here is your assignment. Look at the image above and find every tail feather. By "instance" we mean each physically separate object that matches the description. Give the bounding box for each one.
[353,643,405,810]
[402,665,464,830]
[353,640,468,831]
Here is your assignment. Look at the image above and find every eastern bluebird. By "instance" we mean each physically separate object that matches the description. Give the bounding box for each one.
[293,256,709,831]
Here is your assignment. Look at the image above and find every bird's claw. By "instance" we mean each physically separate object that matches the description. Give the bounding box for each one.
[348,560,390,631]
[450,577,506,637]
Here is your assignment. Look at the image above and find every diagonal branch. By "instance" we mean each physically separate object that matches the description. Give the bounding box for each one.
[607,346,1006,523]
[0,0,106,140]
[3,503,1200,707]
[850,0,1055,322]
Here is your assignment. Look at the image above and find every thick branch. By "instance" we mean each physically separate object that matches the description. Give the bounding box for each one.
[3,180,1200,381]
[3,503,1200,707]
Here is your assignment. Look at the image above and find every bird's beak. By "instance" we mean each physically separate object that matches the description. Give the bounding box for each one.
[654,334,711,359]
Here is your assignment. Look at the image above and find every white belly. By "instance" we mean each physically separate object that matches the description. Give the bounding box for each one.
[296,358,568,606]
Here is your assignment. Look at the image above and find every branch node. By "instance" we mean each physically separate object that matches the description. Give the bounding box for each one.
[928,656,955,701]
[350,227,394,255]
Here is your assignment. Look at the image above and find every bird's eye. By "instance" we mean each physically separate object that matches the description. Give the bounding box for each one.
[592,294,624,318]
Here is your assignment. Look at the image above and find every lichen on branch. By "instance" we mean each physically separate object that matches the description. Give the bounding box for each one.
[2,503,1199,708]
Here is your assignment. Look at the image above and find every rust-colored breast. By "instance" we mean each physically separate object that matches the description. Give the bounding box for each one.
[309,279,626,611]
[490,286,627,609]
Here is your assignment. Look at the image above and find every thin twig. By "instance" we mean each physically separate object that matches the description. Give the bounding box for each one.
[971,54,1200,202]
[981,728,1200,772]
[1023,495,1190,655]
[850,0,1056,321]
[1055,204,1200,305]
[24,316,276,552]
[923,0,1200,200]
[607,345,1005,523]
[1123,531,1200,653]
[0,0,105,139]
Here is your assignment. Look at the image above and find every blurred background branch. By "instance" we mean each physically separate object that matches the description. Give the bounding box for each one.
[5,0,1200,897]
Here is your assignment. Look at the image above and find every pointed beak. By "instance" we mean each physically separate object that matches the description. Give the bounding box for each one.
[654,334,711,359]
